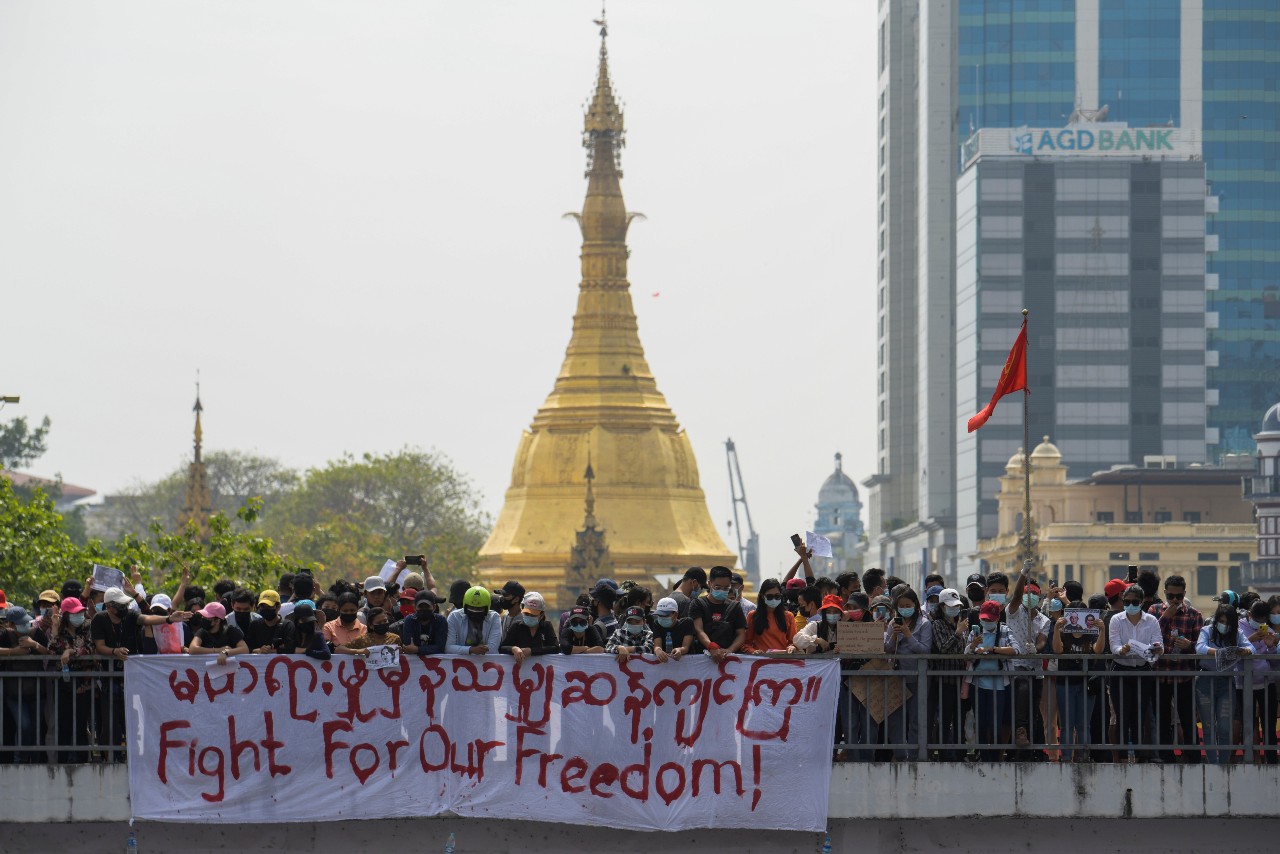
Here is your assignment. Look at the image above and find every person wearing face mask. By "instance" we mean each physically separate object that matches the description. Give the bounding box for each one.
[966,600,1017,761]
[322,593,367,648]
[187,602,250,665]
[742,580,797,654]
[227,589,259,639]
[1238,599,1276,763]
[273,601,331,659]
[0,607,50,762]
[883,588,931,759]
[690,566,747,662]
[605,606,657,664]
[928,589,968,760]
[923,585,944,620]
[1004,564,1049,757]
[867,594,893,625]
[445,587,502,655]
[1149,575,1203,764]
[337,608,401,657]
[1109,584,1164,761]
[315,594,339,627]
[400,591,448,655]
[560,605,607,654]
[1195,602,1252,764]
[32,590,59,632]
[1052,592,1106,762]
[139,595,184,655]
[648,597,694,659]
[782,578,808,617]
[247,591,283,653]
[47,597,94,762]
[497,593,559,663]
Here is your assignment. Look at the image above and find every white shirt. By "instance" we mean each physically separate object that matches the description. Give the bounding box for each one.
[1004,603,1049,670]
[1109,611,1162,666]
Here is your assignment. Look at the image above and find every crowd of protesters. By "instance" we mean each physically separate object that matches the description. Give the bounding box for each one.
[1,547,1278,765]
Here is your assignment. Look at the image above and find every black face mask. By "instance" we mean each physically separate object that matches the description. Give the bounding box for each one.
[339,612,357,625]
[110,604,130,619]
[370,623,389,634]
[464,607,488,621]
[188,613,207,631]
[322,608,339,622]
[234,611,253,628]
[258,607,277,621]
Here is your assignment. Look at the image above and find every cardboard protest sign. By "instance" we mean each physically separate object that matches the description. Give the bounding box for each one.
[847,658,911,724]
[1063,608,1101,636]
[91,564,125,593]
[126,654,841,832]
[836,622,884,656]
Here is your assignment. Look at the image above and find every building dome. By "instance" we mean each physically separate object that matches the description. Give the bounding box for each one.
[1005,447,1026,473]
[1030,435,1062,464]
[1262,402,1280,435]
[818,452,858,504]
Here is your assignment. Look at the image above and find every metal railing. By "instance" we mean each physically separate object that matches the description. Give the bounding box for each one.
[0,656,125,763]
[1,652,1276,765]
[831,652,1280,763]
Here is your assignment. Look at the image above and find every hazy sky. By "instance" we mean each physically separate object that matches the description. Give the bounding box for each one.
[1,1,877,576]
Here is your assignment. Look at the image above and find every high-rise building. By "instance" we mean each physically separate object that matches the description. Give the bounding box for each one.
[865,0,1277,585]
[955,126,1210,565]
[477,23,735,607]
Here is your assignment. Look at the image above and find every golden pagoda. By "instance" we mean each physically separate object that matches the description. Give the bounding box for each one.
[176,382,213,540]
[477,16,736,607]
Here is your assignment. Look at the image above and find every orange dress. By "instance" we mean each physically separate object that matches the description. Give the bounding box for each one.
[742,609,797,653]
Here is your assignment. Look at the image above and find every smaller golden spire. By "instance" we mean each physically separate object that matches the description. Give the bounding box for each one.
[583,3,624,176]
[584,451,597,527]
[178,374,213,540]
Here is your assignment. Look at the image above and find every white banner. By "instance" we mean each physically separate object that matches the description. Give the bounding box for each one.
[125,654,839,831]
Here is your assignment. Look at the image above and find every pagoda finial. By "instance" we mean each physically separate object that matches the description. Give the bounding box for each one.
[834,452,843,474]
[192,371,204,463]
[583,2,623,176]
[178,373,213,540]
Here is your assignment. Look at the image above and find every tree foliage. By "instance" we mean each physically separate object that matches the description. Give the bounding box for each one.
[107,450,300,536]
[0,415,51,470]
[262,448,490,586]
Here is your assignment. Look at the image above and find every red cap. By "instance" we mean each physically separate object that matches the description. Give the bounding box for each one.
[979,601,1003,621]
[784,578,807,590]
[821,594,845,612]
[1104,578,1128,599]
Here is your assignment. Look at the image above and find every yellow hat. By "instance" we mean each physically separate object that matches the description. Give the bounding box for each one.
[257,590,281,607]
[38,590,59,605]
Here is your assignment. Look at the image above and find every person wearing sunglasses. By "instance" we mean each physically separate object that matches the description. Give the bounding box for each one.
[559,605,606,655]
[1152,575,1203,763]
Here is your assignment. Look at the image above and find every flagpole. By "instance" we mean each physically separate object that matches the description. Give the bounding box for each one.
[1021,308,1032,579]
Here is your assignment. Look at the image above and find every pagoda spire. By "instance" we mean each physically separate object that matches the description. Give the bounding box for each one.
[177,376,213,539]
[477,14,736,608]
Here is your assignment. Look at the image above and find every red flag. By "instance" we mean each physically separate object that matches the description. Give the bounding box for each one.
[967,320,1028,433]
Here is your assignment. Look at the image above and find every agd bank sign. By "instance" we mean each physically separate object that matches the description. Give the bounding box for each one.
[1006,124,1199,158]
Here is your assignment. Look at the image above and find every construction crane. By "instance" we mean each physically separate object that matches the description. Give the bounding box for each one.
[724,438,760,584]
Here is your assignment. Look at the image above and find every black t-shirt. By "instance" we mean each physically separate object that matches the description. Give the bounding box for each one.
[670,590,692,620]
[195,623,245,651]
[499,621,559,655]
[558,623,606,654]
[688,597,746,650]
[90,611,142,655]
[247,619,281,651]
[648,616,696,652]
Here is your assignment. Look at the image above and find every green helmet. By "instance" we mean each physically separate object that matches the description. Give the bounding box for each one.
[462,586,492,609]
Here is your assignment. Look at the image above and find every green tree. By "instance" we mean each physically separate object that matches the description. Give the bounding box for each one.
[0,476,86,606]
[263,448,490,586]
[0,415,51,470]
[107,450,299,538]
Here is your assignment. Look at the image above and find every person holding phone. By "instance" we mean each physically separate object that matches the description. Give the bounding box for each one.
[1110,584,1164,761]
[884,587,931,759]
